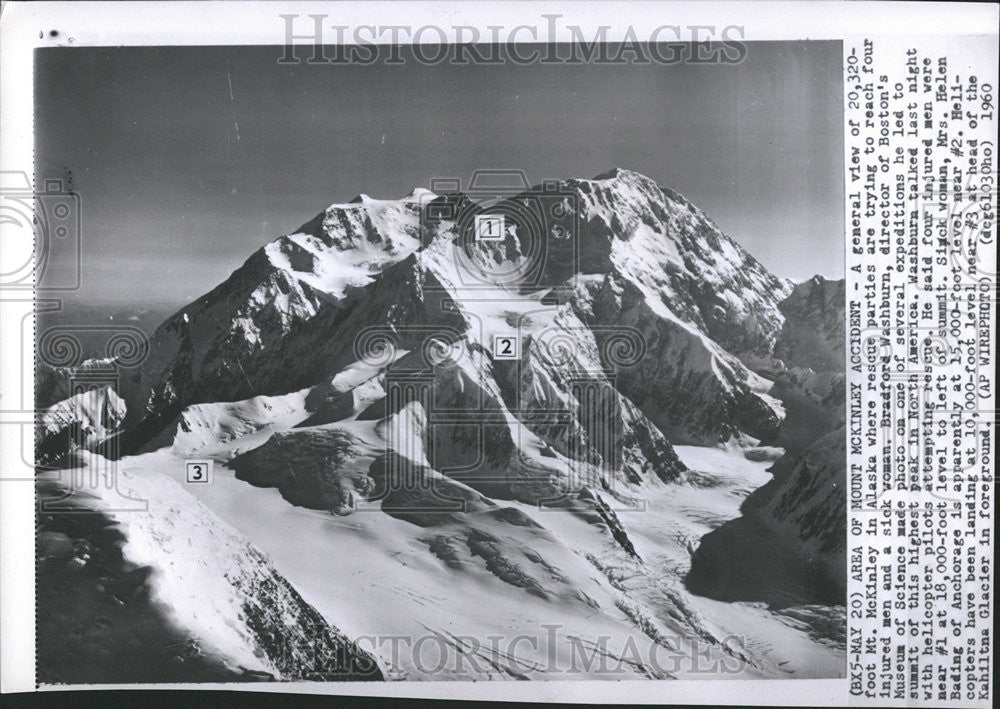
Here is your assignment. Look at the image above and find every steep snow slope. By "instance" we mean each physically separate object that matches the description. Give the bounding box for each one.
[495,168,792,356]
[140,388,309,456]
[38,457,383,682]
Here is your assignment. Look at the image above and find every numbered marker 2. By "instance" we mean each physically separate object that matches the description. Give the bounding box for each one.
[186,460,213,484]
[492,334,520,360]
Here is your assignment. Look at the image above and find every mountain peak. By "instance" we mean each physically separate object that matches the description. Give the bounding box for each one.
[581,168,667,198]
[343,187,436,206]
[403,186,436,201]
[591,166,641,182]
[793,274,845,294]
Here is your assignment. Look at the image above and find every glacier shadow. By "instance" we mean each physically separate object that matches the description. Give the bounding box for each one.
[683,512,844,610]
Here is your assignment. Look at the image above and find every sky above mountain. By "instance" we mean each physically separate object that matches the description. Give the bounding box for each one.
[35,41,842,309]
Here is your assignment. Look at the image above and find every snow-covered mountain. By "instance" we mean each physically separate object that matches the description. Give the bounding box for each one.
[682,273,846,609]
[123,169,791,452]
[36,384,125,466]
[120,191,432,447]
[38,168,846,682]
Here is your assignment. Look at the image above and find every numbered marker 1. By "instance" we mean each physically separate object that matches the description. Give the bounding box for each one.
[475,214,505,241]
[492,334,520,360]
[185,460,213,484]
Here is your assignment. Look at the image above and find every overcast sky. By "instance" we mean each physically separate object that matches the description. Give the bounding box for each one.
[36,42,843,309]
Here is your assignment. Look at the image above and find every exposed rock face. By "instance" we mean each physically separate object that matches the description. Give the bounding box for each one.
[684,425,846,608]
[774,276,845,372]
[230,428,376,514]
[578,487,642,559]
[490,313,688,486]
[297,377,383,428]
[742,277,846,576]
[765,368,845,454]
[749,426,846,581]
[527,168,791,357]
[36,358,120,408]
[740,277,846,442]
[571,273,782,445]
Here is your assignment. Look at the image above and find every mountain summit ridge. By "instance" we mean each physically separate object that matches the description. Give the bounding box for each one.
[111,168,837,459]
